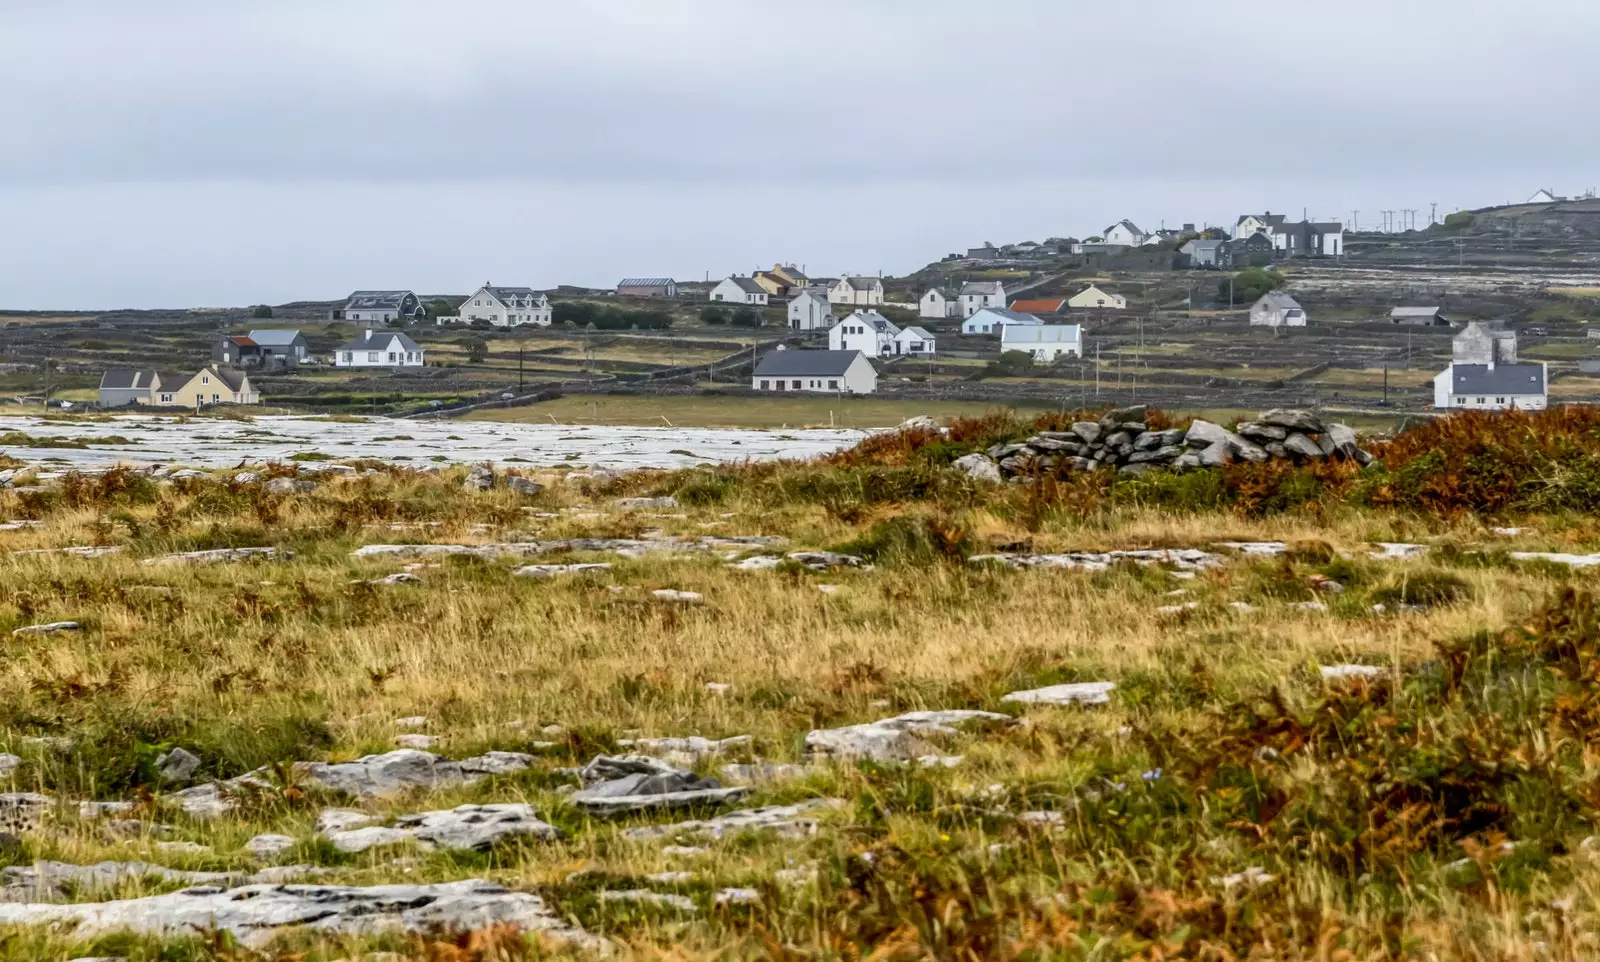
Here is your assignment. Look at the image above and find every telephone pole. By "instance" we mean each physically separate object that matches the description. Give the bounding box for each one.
[1429,201,1439,226]
[1351,210,1359,232]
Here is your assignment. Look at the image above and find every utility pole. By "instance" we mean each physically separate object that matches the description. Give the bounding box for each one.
[42,357,50,411]
[1094,343,1100,397]
[1351,210,1359,232]
[518,348,524,393]
[1430,201,1438,226]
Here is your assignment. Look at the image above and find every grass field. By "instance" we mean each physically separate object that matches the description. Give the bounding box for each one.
[0,407,1598,957]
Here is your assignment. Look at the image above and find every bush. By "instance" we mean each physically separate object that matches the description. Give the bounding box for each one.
[1443,211,1474,230]
[832,513,973,566]
[1224,267,1286,302]
[554,301,673,331]
[730,307,763,328]
[699,305,730,326]
[986,350,1035,377]
[250,304,274,319]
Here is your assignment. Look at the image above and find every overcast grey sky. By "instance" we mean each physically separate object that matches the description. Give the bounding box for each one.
[2,0,1596,309]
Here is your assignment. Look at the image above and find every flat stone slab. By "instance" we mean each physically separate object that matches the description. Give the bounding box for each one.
[294,749,534,800]
[623,800,845,842]
[352,536,781,562]
[805,710,1019,762]
[11,622,81,636]
[142,547,286,566]
[0,861,319,902]
[396,803,561,851]
[1372,543,1429,560]
[513,563,613,578]
[1320,664,1388,681]
[1001,682,1115,706]
[969,548,1223,572]
[0,879,598,950]
[1212,542,1288,555]
[1511,552,1600,568]
[574,786,749,815]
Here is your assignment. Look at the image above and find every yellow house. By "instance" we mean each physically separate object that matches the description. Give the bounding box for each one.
[753,263,809,296]
[155,366,259,408]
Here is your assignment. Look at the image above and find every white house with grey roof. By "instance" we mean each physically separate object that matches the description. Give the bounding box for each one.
[958,281,1006,318]
[709,276,769,306]
[334,291,426,324]
[1249,291,1306,327]
[829,310,900,358]
[827,276,884,307]
[919,286,961,319]
[1001,324,1082,362]
[334,330,425,368]
[616,278,677,298]
[1103,220,1149,247]
[1433,323,1546,410]
[787,288,833,331]
[893,326,936,357]
[751,349,877,394]
[963,308,1042,335]
[442,284,552,327]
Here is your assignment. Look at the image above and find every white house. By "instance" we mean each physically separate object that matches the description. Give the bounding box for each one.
[828,310,899,358]
[1001,324,1082,362]
[893,326,936,357]
[1528,188,1560,204]
[1232,214,1284,239]
[919,287,961,319]
[1433,323,1547,410]
[1249,291,1306,327]
[443,284,552,327]
[828,276,884,307]
[963,308,1042,335]
[333,329,425,368]
[1103,220,1148,246]
[1066,284,1126,310]
[958,281,1006,318]
[786,289,833,331]
[751,349,877,395]
[710,276,769,305]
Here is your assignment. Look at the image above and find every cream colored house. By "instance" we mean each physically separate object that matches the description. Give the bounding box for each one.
[1067,284,1126,309]
[827,276,884,307]
[158,367,259,408]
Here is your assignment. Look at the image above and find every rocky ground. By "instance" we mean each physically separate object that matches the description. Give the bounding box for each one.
[0,411,1594,958]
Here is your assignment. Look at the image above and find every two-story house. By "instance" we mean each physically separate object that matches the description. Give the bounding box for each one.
[827,276,885,307]
[958,281,1006,318]
[787,288,833,331]
[332,291,426,324]
[828,310,899,358]
[1433,322,1547,410]
[445,284,553,327]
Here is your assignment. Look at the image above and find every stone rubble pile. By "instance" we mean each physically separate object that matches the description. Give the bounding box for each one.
[957,406,1375,480]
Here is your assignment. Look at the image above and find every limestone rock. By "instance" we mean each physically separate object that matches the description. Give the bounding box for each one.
[12,622,82,636]
[393,734,437,750]
[1282,433,1325,459]
[514,563,612,578]
[951,453,1002,483]
[0,879,598,950]
[327,826,414,854]
[897,415,942,433]
[0,755,18,778]
[1001,682,1115,706]
[1069,421,1102,445]
[316,810,377,834]
[1234,421,1288,442]
[142,547,285,566]
[785,551,863,571]
[396,803,561,851]
[294,749,534,800]
[571,755,747,815]
[244,834,296,859]
[715,887,761,905]
[156,748,202,785]
[651,589,703,604]
[1325,422,1359,458]
[1260,409,1325,433]
[805,710,1018,762]
[506,477,543,496]
[615,496,679,510]
[599,889,696,912]
[263,477,315,495]
[1320,664,1386,681]
[623,800,844,842]
[462,466,494,492]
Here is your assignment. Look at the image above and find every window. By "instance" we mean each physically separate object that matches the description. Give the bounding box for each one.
[1476,397,1485,404]
[160,393,172,403]
[791,380,801,389]
[341,352,351,363]
[388,352,397,362]
[1455,397,1464,404]
[829,379,839,389]
[368,352,380,362]
[212,393,220,402]
[714,294,723,301]
[1497,397,1505,405]
[759,380,769,389]
[201,376,209,384]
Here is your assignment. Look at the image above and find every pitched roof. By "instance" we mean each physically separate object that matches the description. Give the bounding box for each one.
[336,330,422,353]
[99,368,159,391]
[839,276,881,290]
[1106,219,1144,236]
[212,368,250,392]
[1391,306,1443,318]
[343,291,416,310]
[1002,324,1082,345]
[722,276,767,295]
[1181,239,1225,253]
[960,281,1004,296]
[246,329,303,346]
[617,278,675,288]
[970,308,1042,326]
[227,335,257,347]
[753,350,866,378]
[1255,291,1304,312]
[841,310,899,335]
[923,286,957,299]
[897,326,934,340]
[1449,363,1546,396]
[1009,298,1065,313]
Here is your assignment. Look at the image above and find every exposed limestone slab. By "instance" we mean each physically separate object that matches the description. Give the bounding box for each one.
[572,755,748,815]
[623,800,844,842]
[1511,551,1600,568]
[599,889,695,912]
[1320,664,1388,681]
[1001,682,1115,707]
[396,803,561,851]
[11,622,81,636]
[142,547,287,566]
[805,710,1019,762]
[513,563,613,578]
[294,749,534,800]
[969,548,1224,572]
[352,535,780,562]
[0,879,598,950]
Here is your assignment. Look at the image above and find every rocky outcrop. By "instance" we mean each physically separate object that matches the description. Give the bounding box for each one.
[571,755,748,815]
[976,406,1374,481]
[804,710,1020,763]
[623,800,844,842]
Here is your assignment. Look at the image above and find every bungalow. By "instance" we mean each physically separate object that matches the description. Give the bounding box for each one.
[1001,324,1082,362]
[332,291,426,324]
[1390,306,1452,327]
[709,276,769,306]
[919,286,961,319]
[1249,291,1307,327]
[893,326,937,357]
[445,284,553,327]
[963,308,1042,335]
[334,329,425,368]
[828,310,899,358]
[787,288,833,331]
[98,369,166,408]
[616,278,678,298]
[163,366,259,408]
[1066,285,1126,310]
[828,276,885,307]
[751,349,877,395]
[1008,298,1066,315]
[213,330,310,371]
[959,281,1006,318]
[966,244,1000,261]
[1180,238,1226,269]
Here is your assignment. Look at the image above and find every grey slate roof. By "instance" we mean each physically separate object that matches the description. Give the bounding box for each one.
[1256,291,1304,312]
[840,276,881,290]
[1182,239,1225,253]
[960,281,1004,296]
[99,369,158,390]
[336,330,422,353]
[1002,324,1081,345]
[343,291,415,311]
[1391,307,1442,319]
[753,350,864,378]
[726,277,767,295]
[245,329,303,347]
[483,286,541,301]
[971,308,1042,326]
[1449,363,1546,396]
[213,368,249,392]
[617,278,675,288]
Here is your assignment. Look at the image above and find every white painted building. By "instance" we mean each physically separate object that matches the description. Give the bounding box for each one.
[1102,220,1148,246]
[919,287,961,319]
[751,349,877,395]
[1433,324,1546,410]
[958,281,1006,318]
[709,276,769,306]
[1001,324,1082,361]
[893,326,936,356]
[1066,284,1126,310]
[828,310,899,358]
[1249,291,1306,327]
[827,276,884,307]
[963,308,1042,335]
[787,289,833,331]
[442,284,552,327]
[333,330,425,368]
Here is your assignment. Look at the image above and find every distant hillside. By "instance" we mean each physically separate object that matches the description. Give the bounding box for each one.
[1348,199,1600,269]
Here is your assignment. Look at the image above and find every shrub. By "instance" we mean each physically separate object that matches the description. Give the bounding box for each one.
[1224,267,1286,302]
[250,304,274,319]
[833,513,973,566]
